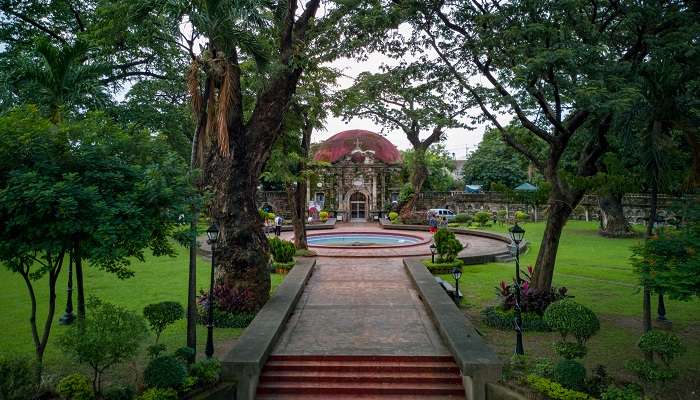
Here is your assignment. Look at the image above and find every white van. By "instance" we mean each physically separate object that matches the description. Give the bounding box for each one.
[429,208,456,221]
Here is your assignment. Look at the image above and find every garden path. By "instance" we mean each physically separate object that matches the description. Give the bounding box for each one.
[271,256,451,356]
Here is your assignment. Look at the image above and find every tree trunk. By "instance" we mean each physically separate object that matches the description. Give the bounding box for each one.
[400,147,428,216]
[598,192,631,237]
[208,154,271,311]
[289,183,308,249]
[641,180,658,338]
[74,239,85,320]
[531,190,579,292]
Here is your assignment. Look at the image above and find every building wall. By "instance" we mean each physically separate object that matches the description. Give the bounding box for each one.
[259,190,686,224]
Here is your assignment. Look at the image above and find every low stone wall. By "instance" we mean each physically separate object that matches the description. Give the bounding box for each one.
[221,258,316,400]
[404,259,502,400]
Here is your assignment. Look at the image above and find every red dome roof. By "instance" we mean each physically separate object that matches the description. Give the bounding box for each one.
[313,129,401,165]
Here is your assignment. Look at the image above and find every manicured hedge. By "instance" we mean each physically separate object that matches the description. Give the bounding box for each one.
[480,306,550,331]
[525,374,594,400]
[423,259,463,274]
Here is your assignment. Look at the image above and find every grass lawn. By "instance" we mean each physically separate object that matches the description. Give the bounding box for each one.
[437,221,700,398]
[0,244,284,388]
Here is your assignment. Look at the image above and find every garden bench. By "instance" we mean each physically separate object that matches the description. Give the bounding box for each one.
[434,276,463,299]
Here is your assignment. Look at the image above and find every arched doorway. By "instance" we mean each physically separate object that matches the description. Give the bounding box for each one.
[350,192,367,220]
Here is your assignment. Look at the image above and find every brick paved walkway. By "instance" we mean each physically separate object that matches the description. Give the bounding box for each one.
[272,257,451,356]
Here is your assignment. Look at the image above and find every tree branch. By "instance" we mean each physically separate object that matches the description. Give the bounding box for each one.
[1,7,68,44]
[100,71,169,84]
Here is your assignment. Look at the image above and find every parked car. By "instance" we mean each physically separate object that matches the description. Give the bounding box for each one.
[429,208,456,221]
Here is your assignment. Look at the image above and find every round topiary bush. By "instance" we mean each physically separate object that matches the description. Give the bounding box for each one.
[515,210,529,222]
[143,356,187,389]
[268,237,295,263]
[553,341,588,360]
[544,299,600,344]
[388,211,399,221]
[554,359,587,391]
[433,228,464,262]
[473,211,491,226]
[56,373,93,400]
[637,330,685,365]
[319,210,329,221]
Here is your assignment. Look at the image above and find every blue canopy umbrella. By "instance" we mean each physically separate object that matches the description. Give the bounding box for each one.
[514,182,538,192]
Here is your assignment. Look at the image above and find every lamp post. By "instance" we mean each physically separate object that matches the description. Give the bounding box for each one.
[429,243,437,263]
[452,267,462,305]
[59,257,75,325]
[205,223,219,359]
[509,223,525,355]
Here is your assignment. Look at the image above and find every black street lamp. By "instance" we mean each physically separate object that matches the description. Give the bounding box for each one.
[59,258,75,325]
[452,267,462,305]
[205,223,220,359]
[509,223,525,355]
[429,243,437,263]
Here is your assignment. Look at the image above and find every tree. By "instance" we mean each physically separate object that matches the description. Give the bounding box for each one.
[462,128,529,189]
[0,108,191,375]
[143,302,185,344]
[335,62,467,215]
[59,297,149,394]
[181,0,335,311]
[400,145,458,192]
[413,0,693,291]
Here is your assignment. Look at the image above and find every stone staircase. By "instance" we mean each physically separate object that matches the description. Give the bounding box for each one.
[256,355,465,399]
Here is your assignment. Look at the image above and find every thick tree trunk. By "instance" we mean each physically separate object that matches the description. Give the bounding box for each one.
[289,183,308,249]
[400,148,428,216]
[531,192,576,291]
[598,192,632,237]
[208,154,271,311]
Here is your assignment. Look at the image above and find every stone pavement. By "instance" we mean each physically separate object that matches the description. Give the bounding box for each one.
[272,257,451,356]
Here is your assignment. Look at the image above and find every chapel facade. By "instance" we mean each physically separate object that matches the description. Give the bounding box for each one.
[307,129,403,221]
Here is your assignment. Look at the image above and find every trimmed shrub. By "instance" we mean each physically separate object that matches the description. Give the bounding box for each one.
[473,211,490,227]
[433,228,464,262]
[525,375,594,400]
[143,302,184,343]
[553,341,588,360]
[637,330,685,366]
[423,259,463,274]
[497,209,507,223]
[143,356,187,389]
[388,211,399,221]
[268,237,295,263]
[543,299,600,344]
[0,356,35,400]
[136,388,178,400]
[554,359,587,391]
[453,213,471,224]
[189,359,222,386]
[533,358,555,379]
[198,308,255,328]
[319,210,329,221]
[515,210,529,222]
[103,385,135,400]
[399,211,427,225]
[56,373,93,400]
[602,386,644,400]
[146,344,167,359]
[480,306,550,331]
[625,359,678,383]
[197,283,257,320]
[173,347,195,364]
[59,298,148,394]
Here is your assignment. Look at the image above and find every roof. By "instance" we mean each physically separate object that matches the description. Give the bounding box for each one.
[313,129,401,165]
[464,184,483,193]
[514,182,538,191]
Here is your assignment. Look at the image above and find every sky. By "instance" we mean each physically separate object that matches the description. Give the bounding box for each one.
[315,49,506,160]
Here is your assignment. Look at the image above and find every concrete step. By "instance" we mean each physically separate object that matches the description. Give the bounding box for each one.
[257,355,465,399]
[259,370,462,385]
[256,381,465,396]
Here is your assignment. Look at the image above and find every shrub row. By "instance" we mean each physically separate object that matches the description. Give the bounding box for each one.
[525,374,594,400]
[480,306,550,332]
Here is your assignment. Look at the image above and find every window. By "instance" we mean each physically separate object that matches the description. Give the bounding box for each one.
[390,192,399,203]
[315,192,325,204]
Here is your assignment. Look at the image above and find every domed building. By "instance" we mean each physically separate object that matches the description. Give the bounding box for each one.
[309,129,403,221]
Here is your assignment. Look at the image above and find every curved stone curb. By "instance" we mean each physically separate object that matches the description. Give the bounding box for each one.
[404,258,501,400]
[381,219,527,264]
[221,258,316,400]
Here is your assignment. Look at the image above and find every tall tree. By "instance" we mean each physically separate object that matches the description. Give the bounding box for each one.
[183,0,327,310]
[335,62,467,215]
[462,128,530,189]
[412,0,692,291]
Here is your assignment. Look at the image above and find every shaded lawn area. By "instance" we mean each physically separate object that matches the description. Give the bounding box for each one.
[438,221,700,398]
[0,245,284,387]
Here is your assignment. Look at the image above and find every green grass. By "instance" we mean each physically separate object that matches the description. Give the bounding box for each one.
[0,245,283,386]
[436,221,700,398]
